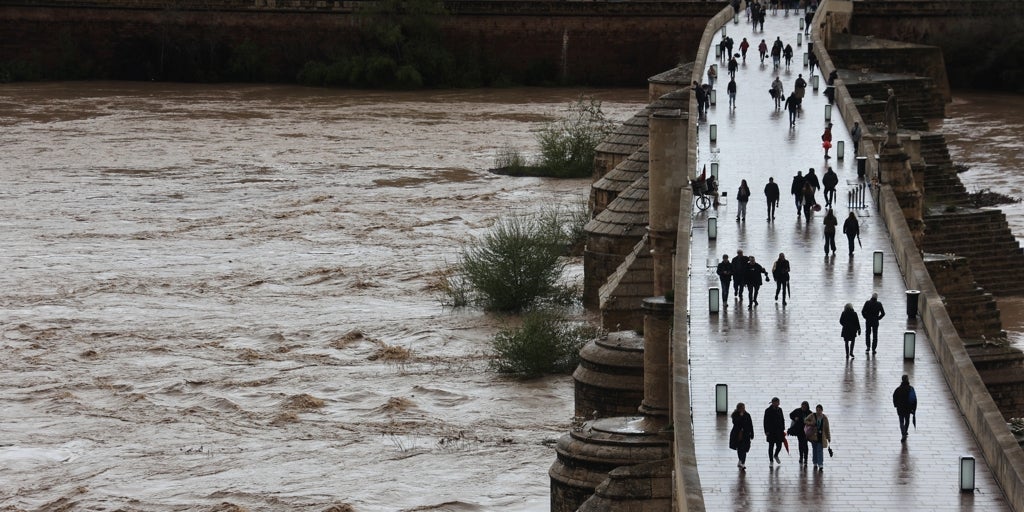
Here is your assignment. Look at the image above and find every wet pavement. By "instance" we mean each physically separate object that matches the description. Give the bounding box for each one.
[686,8,1011,510]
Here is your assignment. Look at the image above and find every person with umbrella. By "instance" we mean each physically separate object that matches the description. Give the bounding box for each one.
[764,397,786,467]
[892,375,918,442]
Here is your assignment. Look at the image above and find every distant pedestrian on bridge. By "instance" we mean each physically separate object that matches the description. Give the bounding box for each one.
[727,78,737,109]
[745,256,769,307]
[772,253,790,305]
[717,254,733,303]
[764,177,780,220]
[785,93,799,126]
[790,170,805,215]
[861,293,886,353]
[783,43,794,68]
[822,166,838,207]
[843,212,860,255]
[893,375,918,442]
[771,76,784,109]
[851,121,863,156]
[764,397,786,467]
[822,123,834,159]
[789,401,813,465]
[732,250,749,301]
[823,208,838,255]
[740,37,750,62]
[736,179,751,221]
[693,81,707,119]
[840,303,861,358]
[730,402,754,470]
[806,404,831,471]
[707,65,718,89]
[771,38,783,69]
[758,39,768,64]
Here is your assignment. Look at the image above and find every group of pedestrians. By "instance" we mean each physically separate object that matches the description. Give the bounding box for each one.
[839,292,887,358]
[730,372,917,472]
[730,399,832,471]
[717,250,791,307]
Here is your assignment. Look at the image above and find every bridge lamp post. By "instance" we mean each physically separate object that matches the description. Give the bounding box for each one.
[811,74,820,90]
[708,217,717,240]
[803,53,808,67]
[797,33,802,46]
[709,287,720,314]
[715,384,728,414]
[903,331,916,360]
[960,456,976,492]
[710,162,719,180]
[873,250,884,275]
[837,140,844,159]
[824,104,832,122]
[710,124,718,142]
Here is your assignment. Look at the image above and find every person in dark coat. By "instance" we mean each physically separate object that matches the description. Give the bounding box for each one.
[693,81,707,118]
[745,256,769,307]
[717,254,733,303]
[785,92,799,125]
[736,179,751,222]
[843,212,860,255]
[772,253,791,305]
[804,167,820,193]
[730,402,755,470]
[783,44,794,68]
[731,250,749,302]
[789,401,813,465]
[764,177,780,221]
[840,303,861,358]
[727,77,738,109]
[822,166,839,207]
[802,182,816,218]
[791,170,805,215]
[823,208,838,255]
[892,375,917,442]
[861,292,886,353]
[764,397,787,467]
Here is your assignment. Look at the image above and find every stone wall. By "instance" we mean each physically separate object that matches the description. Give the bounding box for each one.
[0,0,721,85]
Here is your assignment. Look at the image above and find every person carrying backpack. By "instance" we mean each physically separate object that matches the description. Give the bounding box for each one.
[892,375,917,442]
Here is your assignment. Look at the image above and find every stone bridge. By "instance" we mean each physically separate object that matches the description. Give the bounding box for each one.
[560,0,1024,510]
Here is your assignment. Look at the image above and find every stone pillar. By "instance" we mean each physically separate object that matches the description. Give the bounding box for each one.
[648,109,688,297]
[879,139,925,248]
[638,297,673,418]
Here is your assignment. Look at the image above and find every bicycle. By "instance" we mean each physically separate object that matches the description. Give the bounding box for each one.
[691,178,718,212]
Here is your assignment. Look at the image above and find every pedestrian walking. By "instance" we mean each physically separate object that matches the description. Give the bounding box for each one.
[794,74,807,104]
[791,170,805,215]
[730,403,755,470]
[785,92,799,126]
[771,76,784,109]
[822,166,838,207]
[764,177,780,220]
[843,212,860,255]
[809,51,818,75]
[736,179,751,221]
[823,208,838,255]
[764,397,786,467]
[804,167,820,194]
[740,37,750,62]
[805,404,831,471]
[822,122,834,158]
[789,401,813,465]
[851,121,863,156]
[892,375,918,442]
[724,36,734,58]
[693,81,707,118]
[840,303,861,358]
[745,256,769,306]
[758,39,768,64]
[802,181,816,218]
[727,77,737,109]
[717,254,733,303]
[861,292,886,353]
[731,250,749,301]
[727,55,739,79]
[783,43,794,68]
[707,64,717,89]
[772,253,790,305]
[771,37,783,69]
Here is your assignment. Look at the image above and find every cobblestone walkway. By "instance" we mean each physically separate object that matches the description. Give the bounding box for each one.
[686,8,1011,510]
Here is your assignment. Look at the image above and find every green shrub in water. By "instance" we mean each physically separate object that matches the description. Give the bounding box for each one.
[489,309,599,377]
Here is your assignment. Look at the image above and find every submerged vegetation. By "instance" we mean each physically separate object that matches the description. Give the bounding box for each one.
[493,98,615,179]
[489,309,600,378]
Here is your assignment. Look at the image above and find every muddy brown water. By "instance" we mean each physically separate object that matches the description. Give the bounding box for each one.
[0,83,1020,510]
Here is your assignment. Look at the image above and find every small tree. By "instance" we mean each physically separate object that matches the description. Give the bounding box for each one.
[536,97,615,178]
[457,212,567,312]
[489,309,599,377]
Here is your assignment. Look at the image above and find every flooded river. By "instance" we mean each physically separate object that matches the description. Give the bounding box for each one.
[0,83,647,511]
[0,81,1020,510]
